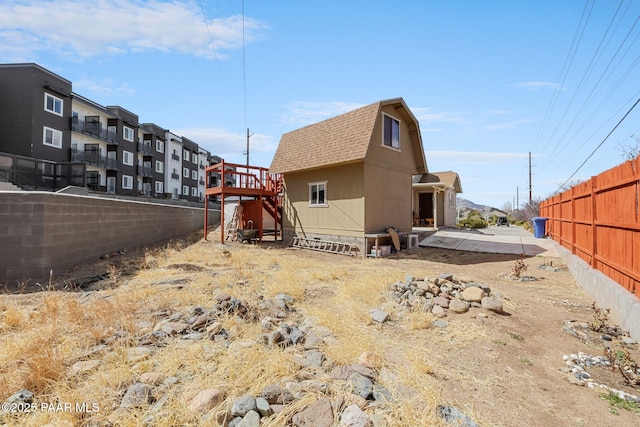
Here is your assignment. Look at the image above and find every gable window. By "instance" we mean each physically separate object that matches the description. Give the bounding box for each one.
[123,126,134,142]
[382,114,400,149]
[44,93,63,116]
[309,182,327,207]
[43,126,62,149]
[123,150,133,166]
[122,175,133,190]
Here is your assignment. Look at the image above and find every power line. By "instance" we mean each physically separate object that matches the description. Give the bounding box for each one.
[199,0,229,99]
[554,96,640,194]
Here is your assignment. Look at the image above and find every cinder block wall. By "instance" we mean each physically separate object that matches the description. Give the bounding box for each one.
[0,192,220,285]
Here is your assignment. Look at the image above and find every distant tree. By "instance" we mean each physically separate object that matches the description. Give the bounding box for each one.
[513,197,542,222]
[500,201,513,215]
[618,136,640,161]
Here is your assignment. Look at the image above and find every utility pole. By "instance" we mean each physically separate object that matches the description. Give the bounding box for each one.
[529,151,532,203]
[245,128,250,166]
[516,186,519,211]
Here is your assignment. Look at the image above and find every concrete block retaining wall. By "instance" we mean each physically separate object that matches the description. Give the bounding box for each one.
[0,191,220,285]
[557,245,640,342]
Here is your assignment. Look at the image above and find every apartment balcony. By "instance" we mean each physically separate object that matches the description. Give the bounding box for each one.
[138,142,154,155]
[71,119,118,145]
[171,172,179,180]
[137,165,153,177]
[70,148,119,171]
[199,178,205,186]
[171,153,180,161]
[199,164,205,170]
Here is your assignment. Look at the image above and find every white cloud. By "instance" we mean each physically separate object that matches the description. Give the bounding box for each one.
[515,81,564,91]
[0,0,267,59]
[73,78,137,97]
[280,101,366,127]
[483,118,535,130]
[172,127,278,166]
[426,150,533,164]
[412,107,470,124]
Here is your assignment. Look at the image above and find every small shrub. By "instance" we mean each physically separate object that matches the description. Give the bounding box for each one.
[458,218,487,229]
[512,255,528,278]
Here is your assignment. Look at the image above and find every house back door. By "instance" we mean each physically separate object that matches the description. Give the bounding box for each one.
[419,193,433,219]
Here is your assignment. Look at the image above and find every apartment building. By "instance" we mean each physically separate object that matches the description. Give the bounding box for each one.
[0,63,216,200]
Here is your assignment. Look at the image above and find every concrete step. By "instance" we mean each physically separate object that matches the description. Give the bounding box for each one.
[0,182,21,191]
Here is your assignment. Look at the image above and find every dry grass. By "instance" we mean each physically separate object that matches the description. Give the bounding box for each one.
[0,239,488,426]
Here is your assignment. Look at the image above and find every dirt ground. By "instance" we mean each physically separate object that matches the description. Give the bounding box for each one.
[6,235,640,427]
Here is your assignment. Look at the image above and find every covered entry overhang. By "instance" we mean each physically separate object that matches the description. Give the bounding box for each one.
[412,172,463,230]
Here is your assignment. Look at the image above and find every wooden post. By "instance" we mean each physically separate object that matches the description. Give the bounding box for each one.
[590,177,596,268]
[221,193,225,243]
[204,195,208,240]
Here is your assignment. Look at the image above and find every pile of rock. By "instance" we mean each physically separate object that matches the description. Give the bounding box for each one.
[383,273,505,318]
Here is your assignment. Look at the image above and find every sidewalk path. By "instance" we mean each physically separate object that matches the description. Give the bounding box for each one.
[419,226,559,257]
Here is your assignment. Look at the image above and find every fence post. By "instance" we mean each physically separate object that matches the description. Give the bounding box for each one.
[590,176,597,268]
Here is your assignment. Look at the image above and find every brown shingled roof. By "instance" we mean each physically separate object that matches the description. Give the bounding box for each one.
[413,171,463,193]
[269,101,380,174]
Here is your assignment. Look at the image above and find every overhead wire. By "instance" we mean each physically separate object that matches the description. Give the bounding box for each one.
[198,0,229,99]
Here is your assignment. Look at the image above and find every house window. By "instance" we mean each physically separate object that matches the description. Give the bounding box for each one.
[123,150,133,166]
[183,185,189,195]
[309,182,327,206]
[156,160,164,173]
[192,170,197,180]
[183,167,189,178]
[449,193,455,208]
[156,139,165,153]
[43,126,62,149]
[191,187,198,196]
[122,175,133,190]
[123,126,134,142]
[155,181,164,194]
[44,93,63,116]
[382,114,400,149]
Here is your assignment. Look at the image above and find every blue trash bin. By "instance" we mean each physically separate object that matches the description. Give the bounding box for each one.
[532,217,547,238]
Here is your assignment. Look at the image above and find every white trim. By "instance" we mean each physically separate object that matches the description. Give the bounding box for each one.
[43,126,62,149]
[123,126,134,142]
[44,93,63,116]
[123,150,133,166]
[155,160,164,173]
[122,175,133,190]
[308,181,328,207]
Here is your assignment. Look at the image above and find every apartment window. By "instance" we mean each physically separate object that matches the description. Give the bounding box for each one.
[191,187,198,196]
[43,126,62,149]
[122,175,133,190]
[192,152,198,163]
[123,126,134,142]
[155,181,164,193]
[44,93,63,116]
[382,114,400,149]
[183,149,189,159]
[309,182,327,206]
[183,167,189,178]
[192,170,197,180]
[156,139,165,153]
[156,160,164,173]
[183,185,189,195]
[123,150,133,166]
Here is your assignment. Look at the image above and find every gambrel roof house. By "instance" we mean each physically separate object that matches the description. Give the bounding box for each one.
[270,97,427,255]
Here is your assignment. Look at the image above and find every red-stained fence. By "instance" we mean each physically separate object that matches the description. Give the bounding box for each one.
[539,157,640,297]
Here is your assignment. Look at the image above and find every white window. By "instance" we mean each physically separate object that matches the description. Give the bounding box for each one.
[183,167,189,178]
[309,181,327,206]
[183,149,189,159]
[192,152,198,163]
[122,150,133,166]
[122,175,133,190]
[192,170,197,180]
[156,139,165,153]
[155,160,164,173]
[123,126,134,142]
[44,93,63,116]
[191,187,198,196]
[155,181,164,193]
[43,126,62,149]
[382,113,400,149]
[183,185,189,195]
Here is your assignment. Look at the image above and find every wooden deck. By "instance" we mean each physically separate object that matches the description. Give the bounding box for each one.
[203,160,282,242]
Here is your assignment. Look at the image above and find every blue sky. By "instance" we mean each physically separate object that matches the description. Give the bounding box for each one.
[2,0,640,209]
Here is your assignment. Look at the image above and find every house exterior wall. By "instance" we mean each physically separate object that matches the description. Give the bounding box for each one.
[364,163,413,232]
[166,132,183,199]
[281,163,365,244]
[443,188,458,226]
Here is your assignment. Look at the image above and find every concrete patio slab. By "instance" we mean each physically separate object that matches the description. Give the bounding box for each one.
[418,226,559,257]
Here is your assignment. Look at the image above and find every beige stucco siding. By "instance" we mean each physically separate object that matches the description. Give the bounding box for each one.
[364,163,413,232]
[282,163,365,237]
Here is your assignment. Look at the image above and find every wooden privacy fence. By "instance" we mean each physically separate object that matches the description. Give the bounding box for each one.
[539,157,640,297]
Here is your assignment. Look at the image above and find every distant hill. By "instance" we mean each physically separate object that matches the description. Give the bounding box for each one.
[458,198,507,217]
